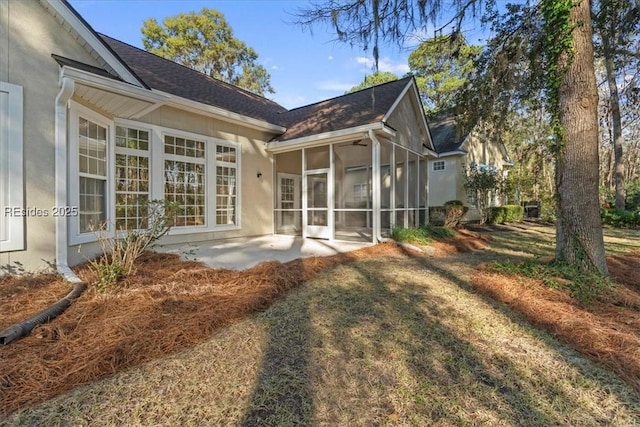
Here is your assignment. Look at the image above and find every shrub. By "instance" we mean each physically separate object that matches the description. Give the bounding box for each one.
[391,225,455,244]
[487,205,524,224]
[428,206,447,226]
[87,200,182,292]
[443,200,469,228]
[391,227,432,245]
[600,208,640,228]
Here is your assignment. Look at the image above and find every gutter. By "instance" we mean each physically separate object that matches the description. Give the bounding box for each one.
[55,74,83,283]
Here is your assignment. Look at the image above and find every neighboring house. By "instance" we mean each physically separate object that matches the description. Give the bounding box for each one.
[0,0,437,274]
[428,114,513,221]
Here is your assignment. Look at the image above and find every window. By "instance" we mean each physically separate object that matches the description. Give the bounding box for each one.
[164,135,206,227]
[215,145,238,225]
[352,183,368,203]
[78,117,108,233]
[115,126,150,230]
[0,81,24,252]
[432,160,445,171]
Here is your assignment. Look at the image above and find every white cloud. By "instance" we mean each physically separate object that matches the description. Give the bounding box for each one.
[271,65,280,70]
[316,80,356,92]
[328,55,334,61]
[354,56,410,75]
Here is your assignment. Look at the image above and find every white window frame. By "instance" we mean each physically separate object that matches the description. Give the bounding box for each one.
[213,139,241,230]
[114,122,152,233]
[69,102,113,245]
[432,160,446,171]
[162,130,209,230]
[70,107,242,242]
[0,81,24,252]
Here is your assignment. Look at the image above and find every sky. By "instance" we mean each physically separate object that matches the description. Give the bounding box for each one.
[68,0,486,109]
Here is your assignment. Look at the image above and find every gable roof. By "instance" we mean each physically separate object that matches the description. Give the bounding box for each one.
[99,34,288,125]
[46,1,431,143]
[428,113,469,154]
[274,77,413,142]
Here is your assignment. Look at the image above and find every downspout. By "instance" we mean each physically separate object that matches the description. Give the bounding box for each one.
[368,129,388,243]
[55,73,82,283]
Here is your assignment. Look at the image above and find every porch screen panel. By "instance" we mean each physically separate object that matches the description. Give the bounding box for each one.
[164,135,206,227]
[395,146,407,228]
[334,141,372,242]
[115,126,149,230]
[419,159,427,226]
[78,117,107,232]
[275,152,302,235]
[409,152,419,227]
[379,141,392,235]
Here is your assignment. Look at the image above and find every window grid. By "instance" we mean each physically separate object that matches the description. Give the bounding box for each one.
[164,135,205,158]
[115,125,150,231]
[432,160,445,171]
[165,159,206,227]
[280,178,295,210]
[216,165,236,225]
[78,117,107,233]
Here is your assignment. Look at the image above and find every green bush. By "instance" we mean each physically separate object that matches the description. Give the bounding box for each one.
[487,205,524,224]
[391,225,455,244]
[600,208,640,228]
[625,179,640,212]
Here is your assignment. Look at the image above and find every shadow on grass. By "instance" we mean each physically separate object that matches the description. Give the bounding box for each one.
[326,258,567,425]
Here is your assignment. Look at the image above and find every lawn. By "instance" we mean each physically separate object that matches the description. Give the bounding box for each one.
[2,224,640,426]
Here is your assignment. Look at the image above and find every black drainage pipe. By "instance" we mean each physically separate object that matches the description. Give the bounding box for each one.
[0,282,86,345]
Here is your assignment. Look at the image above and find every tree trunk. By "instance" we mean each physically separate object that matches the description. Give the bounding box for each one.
[555,0,609,274]
[602,32,626,209]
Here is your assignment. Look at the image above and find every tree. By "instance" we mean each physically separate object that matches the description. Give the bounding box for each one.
[141,8,274,96]
[293,0,609,274]
[463,164,504,224]
[593,0,640,209]
[346,71,398,93]
[408,33,481,114]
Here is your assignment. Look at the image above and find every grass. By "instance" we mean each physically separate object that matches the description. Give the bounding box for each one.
[486,259,615,305]
[3,224,640,425]
[391,225,456,245]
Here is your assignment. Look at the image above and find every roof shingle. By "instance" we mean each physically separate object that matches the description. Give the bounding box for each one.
[99,34,288,125]
[274,77,412,142]
[428,113,468,154]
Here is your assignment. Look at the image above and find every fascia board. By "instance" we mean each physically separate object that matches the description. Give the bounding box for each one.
[158,90,287,134]
[267,123,396,153]
[61,66,169,103]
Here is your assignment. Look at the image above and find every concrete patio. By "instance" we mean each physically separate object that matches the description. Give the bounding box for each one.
[157,235,374,270]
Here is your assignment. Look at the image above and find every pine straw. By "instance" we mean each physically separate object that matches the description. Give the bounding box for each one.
[0,243,403,418]
[430,228,492,256]
[470,252,640,394]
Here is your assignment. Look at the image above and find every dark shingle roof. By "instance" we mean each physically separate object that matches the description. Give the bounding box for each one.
[52,54,123,81]
[274,77,413,142]
[99,34,288,125]
[428,113,468,154]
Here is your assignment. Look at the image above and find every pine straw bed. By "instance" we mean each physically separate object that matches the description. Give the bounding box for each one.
[471,251,640,394]
[0,243,404,418]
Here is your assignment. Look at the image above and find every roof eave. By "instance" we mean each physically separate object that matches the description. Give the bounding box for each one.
[41,0,146,88]
[267,123,396,153]
[437,150,467,158]
[156,90,287,134]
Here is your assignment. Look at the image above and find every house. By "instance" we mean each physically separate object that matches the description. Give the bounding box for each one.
[428,114,513,221]
[0,0,437,276]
